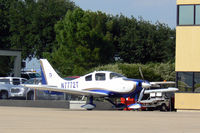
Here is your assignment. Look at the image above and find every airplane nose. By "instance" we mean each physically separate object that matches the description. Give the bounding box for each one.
[142,82,151,88]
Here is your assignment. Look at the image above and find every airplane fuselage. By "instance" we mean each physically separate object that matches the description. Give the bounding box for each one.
[47,71,141,98]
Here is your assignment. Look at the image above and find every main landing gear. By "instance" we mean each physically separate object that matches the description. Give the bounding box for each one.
[81,96,96,110]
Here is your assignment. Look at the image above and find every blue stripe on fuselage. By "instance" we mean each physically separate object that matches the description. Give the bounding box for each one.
[88,78,148,98]
[89,89,139,98]
[40,66,47,85]
[123,78,149,84]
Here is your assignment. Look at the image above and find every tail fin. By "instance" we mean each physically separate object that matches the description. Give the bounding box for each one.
[40,59,64,86]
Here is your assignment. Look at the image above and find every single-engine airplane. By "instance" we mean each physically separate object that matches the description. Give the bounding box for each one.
[24,59,178,110]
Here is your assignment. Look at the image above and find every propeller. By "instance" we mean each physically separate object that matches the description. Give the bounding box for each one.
[138,66,150,102]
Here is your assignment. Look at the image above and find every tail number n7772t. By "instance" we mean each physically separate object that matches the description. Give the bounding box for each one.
[61,82,78,89]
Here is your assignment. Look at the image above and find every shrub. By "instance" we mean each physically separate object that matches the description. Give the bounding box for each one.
[87,62,175,82]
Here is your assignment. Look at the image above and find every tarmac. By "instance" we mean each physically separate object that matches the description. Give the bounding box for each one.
[0,107,200,133]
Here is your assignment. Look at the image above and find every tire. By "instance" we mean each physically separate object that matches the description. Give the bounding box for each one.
[160,103,168,112]
[0,91,8,99]
[27,91,34,100]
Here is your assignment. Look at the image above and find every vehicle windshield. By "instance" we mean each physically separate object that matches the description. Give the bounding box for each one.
[24,78,41,85]
[29,73,41,78]
[0,79,10,84]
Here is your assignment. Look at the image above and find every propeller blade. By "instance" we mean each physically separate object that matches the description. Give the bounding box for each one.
[139,66,144,80]
[138,88,145,102]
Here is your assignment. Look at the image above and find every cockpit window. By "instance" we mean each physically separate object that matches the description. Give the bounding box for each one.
[110,73,124,79]
[95,73,105,81]
[85,75,92,81]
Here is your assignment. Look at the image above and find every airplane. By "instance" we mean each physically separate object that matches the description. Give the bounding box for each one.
[23,59,178,110]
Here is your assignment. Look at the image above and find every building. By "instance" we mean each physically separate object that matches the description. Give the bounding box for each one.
[175,0,200,110]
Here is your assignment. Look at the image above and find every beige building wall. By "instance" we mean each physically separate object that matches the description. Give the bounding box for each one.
[175,0,200,111]
[177,0,200,5]
[176,0,200,71]
[176,27,200,71]
[175,93,200,110]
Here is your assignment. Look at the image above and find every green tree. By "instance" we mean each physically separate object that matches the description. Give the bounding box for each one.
[9,0,76,59]
[0,0,12,49]
[115,16,175,64]
[45,9,115,76]
[0,0,15,75]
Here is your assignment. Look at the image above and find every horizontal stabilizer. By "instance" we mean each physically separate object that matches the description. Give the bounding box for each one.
[144,87,178,94]
[150,81,175,85]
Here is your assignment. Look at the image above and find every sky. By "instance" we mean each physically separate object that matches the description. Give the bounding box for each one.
[71,0,176,28]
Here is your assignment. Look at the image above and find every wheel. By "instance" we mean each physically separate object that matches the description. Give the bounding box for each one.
[160,103,168,111]
[27,91,34,100]
[0,91,8,99]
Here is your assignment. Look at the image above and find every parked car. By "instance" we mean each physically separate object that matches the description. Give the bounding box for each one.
[24,78,42,100]
[0,77,27,85]
[0,77,27,99]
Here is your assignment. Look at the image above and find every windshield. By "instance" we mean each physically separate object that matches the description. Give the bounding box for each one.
[0,79,10,84]
[110,73,125,79]
[24,78,41,85]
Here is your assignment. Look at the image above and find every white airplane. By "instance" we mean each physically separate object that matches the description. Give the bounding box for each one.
[24,59,178,110]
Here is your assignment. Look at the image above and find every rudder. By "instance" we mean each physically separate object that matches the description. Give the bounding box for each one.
[40,59,64,86]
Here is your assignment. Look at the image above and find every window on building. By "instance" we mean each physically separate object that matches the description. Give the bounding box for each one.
[177,4,200,26]
[178,5,194,25]
[194,73,200,92]
[195,5,200,24]
[176,72,200,93]
[177,72,193,92]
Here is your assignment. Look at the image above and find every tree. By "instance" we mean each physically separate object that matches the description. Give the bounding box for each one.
[115,16,175,64]
[0,0,15,75]
[9,0,76,59]
[0,0,14,49]
[45,9,115,76]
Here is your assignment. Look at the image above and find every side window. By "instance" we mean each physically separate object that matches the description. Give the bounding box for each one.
[22,79,27,84]
[95,73,105,81]
[21,74,29,79]
[13,79,20,85]
[85,75,92,81]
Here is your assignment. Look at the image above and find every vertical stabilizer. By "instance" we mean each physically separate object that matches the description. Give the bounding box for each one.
[40,59,64,86]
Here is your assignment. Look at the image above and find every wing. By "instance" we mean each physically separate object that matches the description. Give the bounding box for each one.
[144,87,178,94]
[23,84,108,97]
[150,81,176,88]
